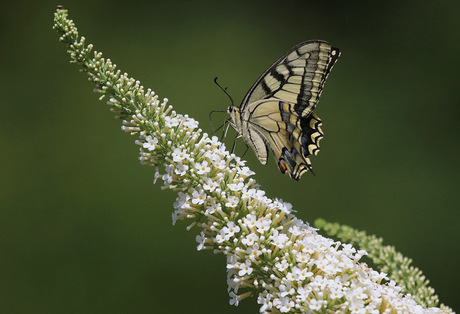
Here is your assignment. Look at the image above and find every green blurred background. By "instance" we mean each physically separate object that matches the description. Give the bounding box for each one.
[1,1,459,312]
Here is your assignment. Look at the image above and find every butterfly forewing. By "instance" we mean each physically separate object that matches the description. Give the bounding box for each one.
[229,40,340,180]
[242,41,340,117]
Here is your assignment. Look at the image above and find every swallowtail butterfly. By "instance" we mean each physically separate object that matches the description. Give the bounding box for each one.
[227,40,340,180]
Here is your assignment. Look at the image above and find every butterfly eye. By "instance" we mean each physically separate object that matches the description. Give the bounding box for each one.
[227,106,234,114]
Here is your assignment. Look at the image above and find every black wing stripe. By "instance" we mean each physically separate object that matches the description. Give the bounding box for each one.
[270,66,287,85]
[261,80,272,96]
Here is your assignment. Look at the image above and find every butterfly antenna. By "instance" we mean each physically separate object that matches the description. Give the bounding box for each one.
[214,77,234,106]
[210,77,234,135]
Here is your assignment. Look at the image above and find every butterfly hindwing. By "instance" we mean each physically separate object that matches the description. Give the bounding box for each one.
[241,41,340,117]
[239,99,323,180]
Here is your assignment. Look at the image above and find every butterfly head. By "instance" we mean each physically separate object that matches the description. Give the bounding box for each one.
[227,105,238,121]
[227,105,242,133]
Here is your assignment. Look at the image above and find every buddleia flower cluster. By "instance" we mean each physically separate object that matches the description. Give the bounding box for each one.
[54,7,451,313]
[314,219,453,313]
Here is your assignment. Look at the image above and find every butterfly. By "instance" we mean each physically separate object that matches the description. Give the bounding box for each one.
[227,40,340,180]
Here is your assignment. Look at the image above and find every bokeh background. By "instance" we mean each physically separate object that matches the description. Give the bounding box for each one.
[1,1,459,312]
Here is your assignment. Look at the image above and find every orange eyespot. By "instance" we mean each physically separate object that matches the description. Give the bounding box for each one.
[278,159,288,174]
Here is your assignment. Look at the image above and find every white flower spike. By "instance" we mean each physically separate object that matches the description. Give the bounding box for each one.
[54,7,452,313]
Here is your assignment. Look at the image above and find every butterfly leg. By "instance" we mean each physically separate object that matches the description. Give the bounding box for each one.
[209,109,229,136]
[209,111,217,136]
[241,144,249,158]
[220,119,231,142]
[211,121,225,137]
[230,134,242,154]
